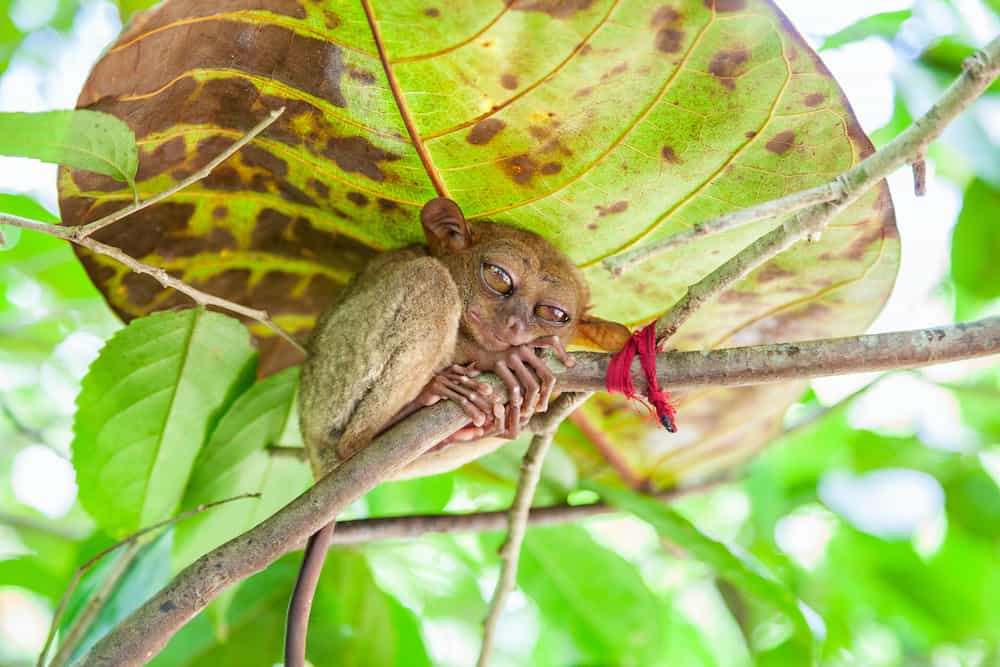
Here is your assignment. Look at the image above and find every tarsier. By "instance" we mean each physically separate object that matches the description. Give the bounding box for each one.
[286,198,630,666]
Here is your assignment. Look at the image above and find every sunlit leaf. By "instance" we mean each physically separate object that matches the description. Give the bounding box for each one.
[0,110,138,188]
[72,310,256,536]
[174,366,310,568]
[820,10,911,51]
[951,179,1000,301]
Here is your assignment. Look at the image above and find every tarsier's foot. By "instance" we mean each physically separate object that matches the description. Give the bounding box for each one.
[417,364,498,428]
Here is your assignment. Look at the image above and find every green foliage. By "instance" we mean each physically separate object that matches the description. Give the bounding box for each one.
[820,10,913,51]
[72,310,257,536]
[0,110,138,190]
[951,179,1000,316]
[594,483,820,662]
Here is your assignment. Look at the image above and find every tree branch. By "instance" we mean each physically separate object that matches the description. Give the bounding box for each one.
[559,317,1000,392]
[77,316,999,666]
[325,479,725,546]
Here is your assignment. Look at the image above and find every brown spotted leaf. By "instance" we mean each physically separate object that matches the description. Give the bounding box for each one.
[58,0,898,485]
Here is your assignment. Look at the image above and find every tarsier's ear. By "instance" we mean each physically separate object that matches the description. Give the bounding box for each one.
[573,315,632,352]
[421,197,472,255]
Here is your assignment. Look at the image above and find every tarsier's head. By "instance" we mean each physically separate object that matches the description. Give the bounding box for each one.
[421,198,630,353]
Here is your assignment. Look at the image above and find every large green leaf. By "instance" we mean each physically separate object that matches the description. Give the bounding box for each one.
[516,523,677,665]
[0,110,138,187]
[173,366,311,567]
[72,310,256,536]
[58,0,898,479]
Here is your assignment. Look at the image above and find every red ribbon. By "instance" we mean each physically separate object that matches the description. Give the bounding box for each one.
[605,323,677,432]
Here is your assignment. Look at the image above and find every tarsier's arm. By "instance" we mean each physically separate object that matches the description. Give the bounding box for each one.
[286,198,630,667]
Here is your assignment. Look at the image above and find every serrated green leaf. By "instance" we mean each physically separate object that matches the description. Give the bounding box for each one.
[0,110,138,188]
[820,10,912,51]
[72,310,257,536]
[591,482,822,662]
[174,366,310,568]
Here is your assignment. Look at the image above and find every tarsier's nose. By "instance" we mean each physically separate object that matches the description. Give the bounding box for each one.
[505,316,529,344]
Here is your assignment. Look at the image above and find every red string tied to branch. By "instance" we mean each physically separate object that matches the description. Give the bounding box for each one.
[605,323,677,432]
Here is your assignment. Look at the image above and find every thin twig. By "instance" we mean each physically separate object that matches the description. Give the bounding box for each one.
[477,395,581,667]
[477,431,556,667]
[326,479,726,546]
[602,181,843,276]
[653,35,1000,344]
[0,398,45,442]
[73,108,285,239]
[46,541,141,667]
[35,493,259,667]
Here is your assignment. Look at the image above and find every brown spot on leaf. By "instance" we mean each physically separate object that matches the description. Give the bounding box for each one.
[709,48,750,89]
[503,154,539,184]
[575,86,594,98]
[348,67,376,85]
[424,7,440,17]
[765,130,796,154]
[655,29,684,53]
[467,118,506,145]
[212,206,228,219]
[596,201,629,216]
[122,272,163,308]
[580,43,593,55]
[323,136,401,182]
[661,146,681,164]
[136,137,186,181]
[501,73,518,90]
[308,179,330,198]
[805,92,826,107]
[239,144,289,179]
[505,0,596,19]
[756,264,793,283]
[540,162,562,175]
[587,223,598,230]
[651,6,681,25]
[744,130,757,139]
[159,227,235,259]
[602,62,629,81]
[718,290,759,304]
[377,198,398,212]
[276,181,317,207]
[347,191,369,206]
[706,0,746,11]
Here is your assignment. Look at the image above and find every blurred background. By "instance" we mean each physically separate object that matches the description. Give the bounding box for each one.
[1,1,999,665]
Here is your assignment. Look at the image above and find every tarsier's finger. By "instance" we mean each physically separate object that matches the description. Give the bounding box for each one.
[493,362,522,438]
[438,377,493,419]
[507,354,540,420]
[447,363,481,378]
[434,382,487,426]
[533,335,574,367]
[521,349,556,412]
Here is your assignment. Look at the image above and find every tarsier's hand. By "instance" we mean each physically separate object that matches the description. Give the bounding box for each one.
[471,337,575,439]
[415,363,500,429]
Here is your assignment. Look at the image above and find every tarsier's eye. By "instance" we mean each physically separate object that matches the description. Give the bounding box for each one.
[481,262,514,296]
[534,304,571,325]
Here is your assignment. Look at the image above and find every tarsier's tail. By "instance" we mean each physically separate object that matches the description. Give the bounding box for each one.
[284,521,337,667]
